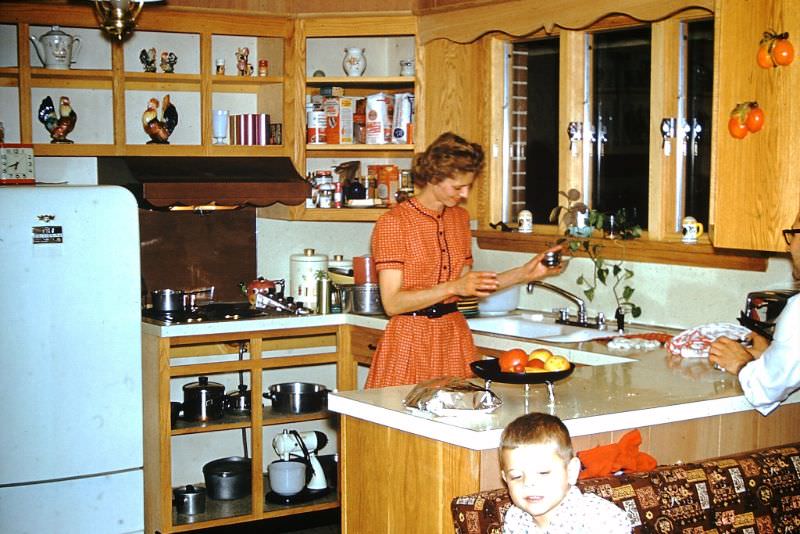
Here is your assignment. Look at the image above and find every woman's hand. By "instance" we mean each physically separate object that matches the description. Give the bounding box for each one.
[453,270,499,298]
[708,336,757,375]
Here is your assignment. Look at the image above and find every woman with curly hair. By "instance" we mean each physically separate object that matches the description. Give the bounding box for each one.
[365,132,563,388]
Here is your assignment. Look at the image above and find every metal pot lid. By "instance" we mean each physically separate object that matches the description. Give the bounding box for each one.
[183,376,224,393]
[203,456,251,476]
[174,484,205,496]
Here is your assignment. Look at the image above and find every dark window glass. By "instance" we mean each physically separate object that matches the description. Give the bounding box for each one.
[521,39,559,224]
[684,19,714,227]
[591,27,651,228]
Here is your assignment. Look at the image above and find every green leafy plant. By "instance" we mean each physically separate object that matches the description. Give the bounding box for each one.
[563,239,642,318]
[588,208,642,240]
[549,188,589,228]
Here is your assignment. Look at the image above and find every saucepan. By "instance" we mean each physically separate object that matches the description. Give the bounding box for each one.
[151,286,215,313]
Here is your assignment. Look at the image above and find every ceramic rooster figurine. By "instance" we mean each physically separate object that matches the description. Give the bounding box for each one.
[142,94,178,144]
[38,96,77,144]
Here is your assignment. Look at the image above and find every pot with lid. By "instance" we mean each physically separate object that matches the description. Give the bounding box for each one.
[203,456,252,500]
[264,382,328,414]
[223,384,251,416]
[181,376,225,422]
[29,26,81,70]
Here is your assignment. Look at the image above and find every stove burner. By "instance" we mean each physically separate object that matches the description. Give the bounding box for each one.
[143,301,309,325]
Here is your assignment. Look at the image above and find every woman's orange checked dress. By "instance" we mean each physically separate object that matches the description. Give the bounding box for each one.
[364,197,478,388]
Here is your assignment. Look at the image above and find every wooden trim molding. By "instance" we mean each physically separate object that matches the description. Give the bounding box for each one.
[474,230,770,271]
[417,0,713,44]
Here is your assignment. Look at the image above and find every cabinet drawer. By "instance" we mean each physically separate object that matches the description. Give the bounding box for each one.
[350,327,383,364]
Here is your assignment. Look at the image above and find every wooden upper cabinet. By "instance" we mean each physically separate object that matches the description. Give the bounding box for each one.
[711,0,799,251]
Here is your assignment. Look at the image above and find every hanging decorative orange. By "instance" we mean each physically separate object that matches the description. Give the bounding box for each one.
[757,31,794,68]
[728,102,765,139]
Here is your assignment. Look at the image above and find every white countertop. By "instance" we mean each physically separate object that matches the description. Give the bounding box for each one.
[141,311,388,337]
[143,311,798,451]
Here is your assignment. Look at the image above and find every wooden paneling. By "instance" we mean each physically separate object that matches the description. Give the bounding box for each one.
[474,230,770,271]
[419,35,490,218]
[340,415,481,534]
[417,0,713,44]
[711,0,800,250]
[648,19,682,239]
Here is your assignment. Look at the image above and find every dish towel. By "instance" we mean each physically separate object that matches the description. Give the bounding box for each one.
[577,429,657,479]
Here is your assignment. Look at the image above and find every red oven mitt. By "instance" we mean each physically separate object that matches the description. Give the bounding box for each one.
[577,429,657,479]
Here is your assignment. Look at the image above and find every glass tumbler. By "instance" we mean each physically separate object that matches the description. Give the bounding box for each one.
[212,109,229,145]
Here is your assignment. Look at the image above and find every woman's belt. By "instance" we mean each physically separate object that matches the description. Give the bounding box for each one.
[401,302,459,318]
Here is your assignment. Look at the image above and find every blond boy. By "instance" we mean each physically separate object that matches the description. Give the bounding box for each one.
[500,413,631,533]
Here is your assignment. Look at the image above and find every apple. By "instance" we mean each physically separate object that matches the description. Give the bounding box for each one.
[526,358,545,369]
[528,348,553,363]
[544,355,570,372]
[499,348,528,372]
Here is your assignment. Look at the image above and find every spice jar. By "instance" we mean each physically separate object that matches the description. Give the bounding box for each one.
[258,59,268,77]
[318,181,335,209]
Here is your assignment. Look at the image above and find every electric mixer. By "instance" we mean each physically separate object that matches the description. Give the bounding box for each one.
[270,429,329,498]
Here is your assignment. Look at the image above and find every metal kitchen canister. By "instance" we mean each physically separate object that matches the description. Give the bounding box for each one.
[290,248,328,311]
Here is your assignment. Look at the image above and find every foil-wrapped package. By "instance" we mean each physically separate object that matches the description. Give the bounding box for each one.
[403,377,502,416]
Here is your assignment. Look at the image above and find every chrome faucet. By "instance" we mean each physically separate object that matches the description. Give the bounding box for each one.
[527,281,601,329]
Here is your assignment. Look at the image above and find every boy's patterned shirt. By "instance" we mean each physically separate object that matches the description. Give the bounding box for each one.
[503,486,632,534]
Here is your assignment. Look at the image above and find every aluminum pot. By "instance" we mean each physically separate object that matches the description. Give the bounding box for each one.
[173,484,206,515]
[203,456,251,500]
[351,283,383,315]
[181,376,224,422]
[151,289,188,312]
[223,384,251,416]
[264,382,327,414]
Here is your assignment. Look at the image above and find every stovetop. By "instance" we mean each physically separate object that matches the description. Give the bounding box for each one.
[142,301,309,326]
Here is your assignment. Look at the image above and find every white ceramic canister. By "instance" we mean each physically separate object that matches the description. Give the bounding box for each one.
[290,248,328,310]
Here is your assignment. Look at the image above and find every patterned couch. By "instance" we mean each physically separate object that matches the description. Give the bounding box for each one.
[452,443,800,534]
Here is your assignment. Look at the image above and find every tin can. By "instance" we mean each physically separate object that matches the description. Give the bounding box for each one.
[333,181,343,208]
[307,110,327,144]
[258,59,269,77]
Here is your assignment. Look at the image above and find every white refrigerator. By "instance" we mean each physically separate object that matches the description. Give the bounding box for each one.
[0,186,144,534]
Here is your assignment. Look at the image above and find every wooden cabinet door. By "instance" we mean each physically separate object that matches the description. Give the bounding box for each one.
[349,326,383,365]
[712,0,800,251]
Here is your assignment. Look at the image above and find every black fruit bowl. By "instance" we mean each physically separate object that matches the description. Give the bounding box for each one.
[470,357,575,385]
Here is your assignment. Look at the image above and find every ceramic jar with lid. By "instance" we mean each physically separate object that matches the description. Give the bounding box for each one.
[290,248,328,311]
[29,26,81,70]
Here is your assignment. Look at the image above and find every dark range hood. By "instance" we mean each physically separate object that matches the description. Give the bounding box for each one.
[98,157,310,208]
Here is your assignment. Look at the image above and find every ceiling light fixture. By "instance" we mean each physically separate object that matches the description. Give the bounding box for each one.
[92,0,163,41]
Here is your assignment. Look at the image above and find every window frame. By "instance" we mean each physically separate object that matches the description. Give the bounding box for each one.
[480,11,768,271]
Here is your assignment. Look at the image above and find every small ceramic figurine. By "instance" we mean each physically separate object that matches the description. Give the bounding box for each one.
[140,48,156,73]
[142,94,178,144]
[236,47,253,76]
[38,95,77,144]
[160,51,177,74]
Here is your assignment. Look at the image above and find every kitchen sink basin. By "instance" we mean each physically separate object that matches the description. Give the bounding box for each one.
[467,315,614,343]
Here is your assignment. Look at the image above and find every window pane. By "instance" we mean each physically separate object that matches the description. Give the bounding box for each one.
[591,27,651,228]
[510,38,559,224]
[684,19,714,227]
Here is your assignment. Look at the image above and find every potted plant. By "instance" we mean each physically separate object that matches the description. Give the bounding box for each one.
[562,239,642,321]
[549,189,591,237]
[588,208,642,240]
